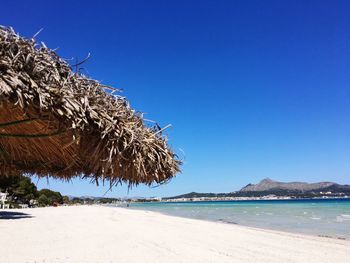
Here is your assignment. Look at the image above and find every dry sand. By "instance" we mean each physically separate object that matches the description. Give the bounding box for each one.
[0,205,349,263]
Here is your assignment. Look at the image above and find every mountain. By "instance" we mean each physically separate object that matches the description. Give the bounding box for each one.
[240,178,337,192]
[166,179,350,199]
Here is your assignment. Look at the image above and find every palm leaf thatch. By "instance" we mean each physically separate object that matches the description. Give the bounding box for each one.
[0,26,181,186]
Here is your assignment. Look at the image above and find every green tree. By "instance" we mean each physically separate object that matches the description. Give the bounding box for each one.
[71,197,83,204]
[0,175,38,204]
[38,194,50,206]
[1,175,67,207]
[13,176,38,203]
[0,176,18,192]
[62,196,70,204]
[38,189,63,204]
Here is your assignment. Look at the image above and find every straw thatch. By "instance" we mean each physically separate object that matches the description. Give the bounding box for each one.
[0,26,181,186]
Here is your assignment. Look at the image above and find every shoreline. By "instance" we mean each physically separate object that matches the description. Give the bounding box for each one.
[1,205,350,263]
[124,205,350,241]
[141,197,350,203]
[126,198,350,241]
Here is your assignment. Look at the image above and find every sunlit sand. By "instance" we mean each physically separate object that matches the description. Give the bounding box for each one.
[1,206,349,263]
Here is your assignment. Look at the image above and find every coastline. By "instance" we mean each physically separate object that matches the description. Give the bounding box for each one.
[128,198,350,240]
[159,197,350,203]
[128,205,349,241]
[1,205,349,263]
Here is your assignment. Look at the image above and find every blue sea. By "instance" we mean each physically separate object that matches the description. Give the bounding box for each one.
[128,198,350,239]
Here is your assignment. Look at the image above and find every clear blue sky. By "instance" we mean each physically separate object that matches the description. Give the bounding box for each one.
[2,0,350,197]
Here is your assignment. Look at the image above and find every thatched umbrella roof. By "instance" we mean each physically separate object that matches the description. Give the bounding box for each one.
[0,26,181,186]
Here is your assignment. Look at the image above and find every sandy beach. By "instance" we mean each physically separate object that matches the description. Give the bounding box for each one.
[0,206,349,263]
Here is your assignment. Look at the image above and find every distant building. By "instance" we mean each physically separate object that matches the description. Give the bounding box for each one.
[0,192,10,209]
[30,199,39,207]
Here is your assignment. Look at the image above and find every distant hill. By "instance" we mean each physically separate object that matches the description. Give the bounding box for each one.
[240,178,339,192]
[166,178,350,199]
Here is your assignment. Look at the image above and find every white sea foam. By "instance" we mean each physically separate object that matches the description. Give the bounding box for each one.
[336,214,350,222]
[340,214,350,218]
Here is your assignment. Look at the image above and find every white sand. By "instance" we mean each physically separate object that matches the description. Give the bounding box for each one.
[0,206,349,263]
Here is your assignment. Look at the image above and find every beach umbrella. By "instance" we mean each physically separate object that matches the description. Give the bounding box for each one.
[0,26,181,187]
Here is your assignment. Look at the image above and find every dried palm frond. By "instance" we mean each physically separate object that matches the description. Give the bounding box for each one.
[0,26,181,187]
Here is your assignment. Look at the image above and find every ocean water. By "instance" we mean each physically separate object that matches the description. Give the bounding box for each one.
[128,199,350,239]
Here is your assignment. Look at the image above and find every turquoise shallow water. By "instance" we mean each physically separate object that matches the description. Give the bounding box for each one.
[128,199,350,239]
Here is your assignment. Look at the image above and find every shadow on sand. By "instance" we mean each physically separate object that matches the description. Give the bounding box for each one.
[0,211,33,220]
